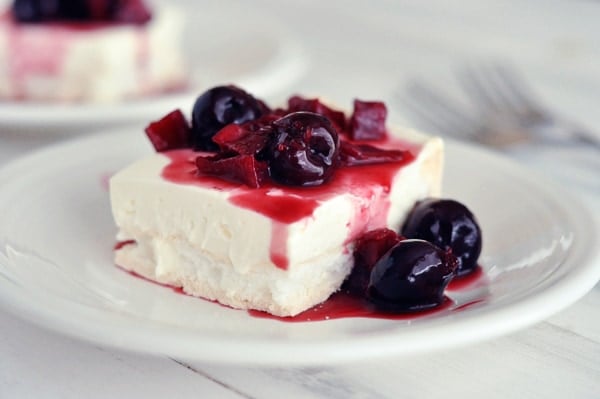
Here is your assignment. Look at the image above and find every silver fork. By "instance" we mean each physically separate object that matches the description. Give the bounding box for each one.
[401,63,600,150]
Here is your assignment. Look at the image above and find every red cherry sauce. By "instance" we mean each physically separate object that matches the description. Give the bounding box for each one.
[120,266,487,322]
[249,293,454,322]
[249,269,488,322]
[114,239,136,250]
[447,265,485,291]
[160,135,418,269]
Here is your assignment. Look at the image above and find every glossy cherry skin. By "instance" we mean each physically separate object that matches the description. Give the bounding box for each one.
[265,111,340,186]
[367,239,458,312]
[12,0,151,23]
[191,86,267,151]
[343,228,402,296]
[12,0,64,22]
[401,198,482,276]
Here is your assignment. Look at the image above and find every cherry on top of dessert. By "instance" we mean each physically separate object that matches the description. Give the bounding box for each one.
[191,86,269,152]
[264,111,340,186]
[287,95,348,135]
[146,85,412,188]
[145,109,191,152]
[11,0,151,25]
[195,154,268,189]
[350,100,387,141]
[401,198,482,276]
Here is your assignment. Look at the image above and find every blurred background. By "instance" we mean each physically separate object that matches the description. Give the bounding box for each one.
[2,0,598,199]
[169,0,600,122]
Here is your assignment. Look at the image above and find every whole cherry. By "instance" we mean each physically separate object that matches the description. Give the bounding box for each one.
[264,111,340,186]
[367,239,458,312]
[191,85,267,151]
[401,198,482,276]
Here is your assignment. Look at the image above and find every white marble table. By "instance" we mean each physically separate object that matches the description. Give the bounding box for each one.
[1,1,599,397]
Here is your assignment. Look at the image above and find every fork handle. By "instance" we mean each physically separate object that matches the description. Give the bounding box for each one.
[528,118,600,150]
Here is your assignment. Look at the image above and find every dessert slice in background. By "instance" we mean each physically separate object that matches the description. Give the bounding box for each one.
[0,0,187,102]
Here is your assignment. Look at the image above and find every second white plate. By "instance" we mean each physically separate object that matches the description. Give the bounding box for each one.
[0,3,307,132]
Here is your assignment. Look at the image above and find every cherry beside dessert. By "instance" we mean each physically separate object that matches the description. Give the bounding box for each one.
[12,0,151,24]
[401,198,482,276]
[367,239,458,312]
[345,228,459,312]
[264,112,340,186]
[191,85,269,151]
[343,228,403,296]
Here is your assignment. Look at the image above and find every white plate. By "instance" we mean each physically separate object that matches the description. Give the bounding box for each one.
[0,3,307,132]
[0,128,598,366]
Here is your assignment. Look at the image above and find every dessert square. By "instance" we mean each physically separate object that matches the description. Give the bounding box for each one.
[110,87,446,316]
[0,1,186,102]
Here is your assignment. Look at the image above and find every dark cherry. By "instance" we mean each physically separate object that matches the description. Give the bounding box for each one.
[265,112,340,186]
[11,0,150,24]
[367,239,458,312]
[343,228,403,296]
[12,0,63,22]
[145,109,191,152]
[349,100,388,141]
[191,86,267,151]
[401,198,482,276]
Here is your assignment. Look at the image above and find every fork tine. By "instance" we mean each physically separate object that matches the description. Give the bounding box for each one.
[402,82,480,139]
[459,63,547,121]
[401,94,473,139]
[400,98,450,135]
[491,64,548,119]
[401,96,467,139]
[456,63,518,114]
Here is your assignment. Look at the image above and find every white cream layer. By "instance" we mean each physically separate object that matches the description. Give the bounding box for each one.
[0,7,186,102]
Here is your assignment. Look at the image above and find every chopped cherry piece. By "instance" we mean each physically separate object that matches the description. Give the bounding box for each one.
[191,86,268,151]
[212,119,273,156]
[367,239,458,312]
[195,154,268,188]
[113,0,152,24]
[343,228,403,296]
[339,141,410,167]
[401,198,482,276]
[265,112,340,186]
[349,100,388,141]
[287,96,347,134]
[145,109,191,152]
